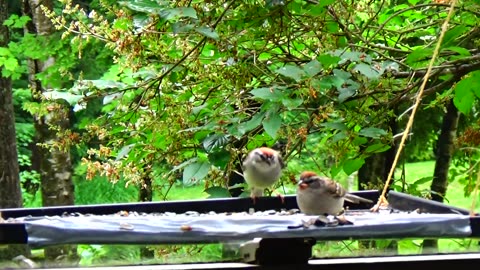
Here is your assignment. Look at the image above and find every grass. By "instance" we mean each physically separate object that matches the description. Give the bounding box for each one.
[163,160,480,214]
[156,183,208,201]
[400,160,480,213]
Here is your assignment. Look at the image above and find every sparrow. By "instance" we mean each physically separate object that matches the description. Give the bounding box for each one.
[242,147,285,200]
[296,171,373,216]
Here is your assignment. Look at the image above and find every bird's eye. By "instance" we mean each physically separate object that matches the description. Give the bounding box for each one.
[255,152,265,159]
[302,178,315,184]
[256,152,271,161]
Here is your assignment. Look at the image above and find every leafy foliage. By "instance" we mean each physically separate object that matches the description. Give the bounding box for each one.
[27,0,479,198]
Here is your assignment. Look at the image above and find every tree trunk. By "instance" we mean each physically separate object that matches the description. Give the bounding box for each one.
[358,116,398,190]
[138,166,153,203]
[35,104,75,207]
[0,1,22,210]
[0,0,31,260]
[23,0,77,264]
[357,115,398,253]
[422,99,460,253]
[0,76,22,208]
[139,166,155,258]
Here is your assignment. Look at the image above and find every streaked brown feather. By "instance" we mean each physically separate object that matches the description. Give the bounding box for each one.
[321,176,347,198]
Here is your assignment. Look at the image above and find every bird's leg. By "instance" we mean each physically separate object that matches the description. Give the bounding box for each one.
[276,193,285,204]
[334,214,354,225]
[270,188,285,204]
[250,193,258,204]
[250,188,263,204]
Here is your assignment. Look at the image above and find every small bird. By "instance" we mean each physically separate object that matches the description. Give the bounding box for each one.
[296,171,373,216]
[242,147,285,201]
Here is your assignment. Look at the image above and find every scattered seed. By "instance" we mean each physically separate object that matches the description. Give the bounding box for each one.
[119,222,134,230]
[180,225,192,231]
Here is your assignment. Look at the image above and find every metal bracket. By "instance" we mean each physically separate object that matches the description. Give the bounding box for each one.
[240,238,316,265]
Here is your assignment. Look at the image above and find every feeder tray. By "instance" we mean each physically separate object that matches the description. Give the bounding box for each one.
[1,190,479,267]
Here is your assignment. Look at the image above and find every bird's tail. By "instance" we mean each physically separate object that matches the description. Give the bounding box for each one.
[344,193,373,204]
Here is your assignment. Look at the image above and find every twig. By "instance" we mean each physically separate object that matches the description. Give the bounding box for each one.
[372,0,458,211]
[366,3,450,43]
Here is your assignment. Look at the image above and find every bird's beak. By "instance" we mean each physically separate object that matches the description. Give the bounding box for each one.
[297,180,308,190]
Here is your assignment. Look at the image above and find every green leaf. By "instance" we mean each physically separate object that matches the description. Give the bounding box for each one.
[321,121,347,131]
[338,88,356,103]
[453,71,480,114]
[343,158,365,175]
[3,57,18,71]
[266,0,286,7]
[354,63,381,79]
[42,90,84,106]
[116,144,136,161]
[172,22,195,34]
[76,79,127,90]
[275,64,306,82]
[303,60,322,77]
[461,71,480,99]
[208,149,231,168]
[412,176,432,186]
[113,18,130,30]
[454,86,474,114]
[133,14,151,30]
[263,109,282,138]
[307,4,327,16]
[281,97,303,109]
[365,143,391,153]
[194,26,219,40]
[160,7,197,20]
[332,131,347,143]
[3,15,17,27]
[183,161,210,186]
[205,187,231,198]
[330,164,342,178]
[358,127,387,138]
[326,22,339,33]
[333,69,351,80]
[317,0,335,7]
[444,46,471,56]
[171,157,198,173]
[0,47,11,56]
[119,0,167,13]
[442,25,468,47]
[203,133,230,152]
[237,111,265,135]
[317,54,340,68]
[3,15,31,28]
[103,93,123,105]
[405,48,433,66]
[250,87,285,101]
[352,136,368,146]
[333,50,369,63]
[192,104,209,115]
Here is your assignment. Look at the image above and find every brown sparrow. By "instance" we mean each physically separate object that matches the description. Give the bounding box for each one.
[242,147,285,200]
[296,171,373,215]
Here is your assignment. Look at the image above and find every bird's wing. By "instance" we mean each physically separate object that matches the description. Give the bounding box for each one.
[278,156,286,169]
[321,177,347,198]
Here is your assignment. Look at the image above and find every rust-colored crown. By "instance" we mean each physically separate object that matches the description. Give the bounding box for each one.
[257,147,277,156]
[299,171,318,180]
